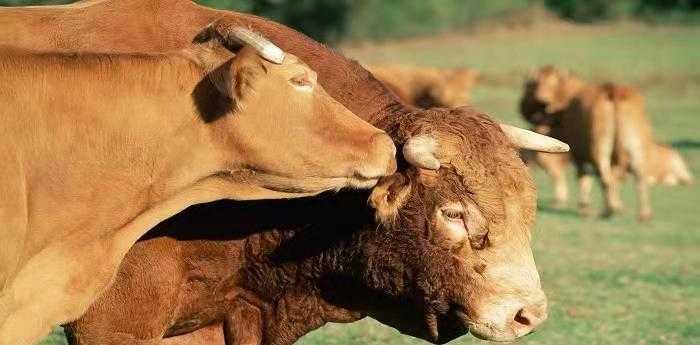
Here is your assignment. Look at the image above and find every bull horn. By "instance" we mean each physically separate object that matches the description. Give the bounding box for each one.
[403,135,441,170]
[499,124,570,153]
[227,27,285,64]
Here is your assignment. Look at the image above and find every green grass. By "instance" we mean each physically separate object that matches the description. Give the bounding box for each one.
[38,22,700,345]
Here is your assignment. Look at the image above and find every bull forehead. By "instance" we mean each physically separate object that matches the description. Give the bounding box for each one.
[410,109,536,232]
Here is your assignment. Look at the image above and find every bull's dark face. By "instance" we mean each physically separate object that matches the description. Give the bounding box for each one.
[520,79,551,127]
[365,109,547,343]
[520,66,577,130]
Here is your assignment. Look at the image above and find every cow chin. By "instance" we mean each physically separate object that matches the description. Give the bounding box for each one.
[253,173,379,194]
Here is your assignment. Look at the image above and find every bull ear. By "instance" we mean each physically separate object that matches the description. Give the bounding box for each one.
[369,173,412,226]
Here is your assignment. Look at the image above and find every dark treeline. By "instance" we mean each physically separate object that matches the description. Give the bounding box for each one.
[2,0,699,42]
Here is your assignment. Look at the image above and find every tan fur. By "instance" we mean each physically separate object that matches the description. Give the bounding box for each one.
[66,109,547,345]
[368,64,479,108]
[646,143,694,186]
[0,30,397,345]
[1,1,548,342]
[520,66,656,221]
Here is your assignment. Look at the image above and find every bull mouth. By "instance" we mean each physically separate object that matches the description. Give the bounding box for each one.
[425,307,471,344]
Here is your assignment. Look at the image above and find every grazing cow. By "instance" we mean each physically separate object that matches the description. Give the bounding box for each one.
[646,143,694,186]
[0,1,567,342]
[520,66,658,221]
[0,26,398,345]
[67,109,554,345]
[368,64,480,108]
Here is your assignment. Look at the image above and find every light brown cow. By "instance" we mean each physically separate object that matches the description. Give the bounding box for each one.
[646,143,694,186]
[368,64,480,108]
[67,109,551,345]
[520,66,657,221]
[0,1,567,342]
[0,26,398,345]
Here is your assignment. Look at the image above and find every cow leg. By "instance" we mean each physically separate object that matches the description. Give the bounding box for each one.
[0,178,241,345]
[224,298,263,345]
[537,152,570,208]
[593,143,624,218]
[162,324,227,345]
[627,152,652,222]
[577,172,594,218]
[0,237,121,345]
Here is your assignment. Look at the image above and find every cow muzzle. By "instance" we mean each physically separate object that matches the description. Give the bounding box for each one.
[351,133,397,186]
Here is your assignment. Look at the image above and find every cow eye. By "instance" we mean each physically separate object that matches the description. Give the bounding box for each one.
[290,75,313,90]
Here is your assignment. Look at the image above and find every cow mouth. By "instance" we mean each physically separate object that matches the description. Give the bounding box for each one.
[425,307,471,344]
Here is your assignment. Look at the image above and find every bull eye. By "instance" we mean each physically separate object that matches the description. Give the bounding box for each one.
[441,208,463,221]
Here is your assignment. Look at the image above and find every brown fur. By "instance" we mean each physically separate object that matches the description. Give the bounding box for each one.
[0,26,397,345]
[1,1,546,342]
[369,64,480,108]
[520,66,656,221]
[67,109,546,345]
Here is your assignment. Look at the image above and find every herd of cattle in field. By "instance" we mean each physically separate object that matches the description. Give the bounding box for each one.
[369,64,693,222]
[0,1,692,345]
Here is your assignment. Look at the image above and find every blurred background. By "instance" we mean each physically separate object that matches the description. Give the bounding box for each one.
[4,0,698,344]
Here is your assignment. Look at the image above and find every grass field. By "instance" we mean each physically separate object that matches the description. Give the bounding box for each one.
[39,22,700,345]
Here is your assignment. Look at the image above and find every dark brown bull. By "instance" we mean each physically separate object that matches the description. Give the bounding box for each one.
[67,109,548,345]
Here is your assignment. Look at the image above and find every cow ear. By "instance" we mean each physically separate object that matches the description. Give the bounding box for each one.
[369,173,412,225]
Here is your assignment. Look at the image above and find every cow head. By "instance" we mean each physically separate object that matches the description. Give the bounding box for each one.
[520,66,582,128]
[356,108,566,342]
[429,68,480,107]
[189,23,396,196]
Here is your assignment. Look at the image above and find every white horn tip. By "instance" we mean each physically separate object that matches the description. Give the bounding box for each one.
[499,123,571,153]
[261,46,285,64]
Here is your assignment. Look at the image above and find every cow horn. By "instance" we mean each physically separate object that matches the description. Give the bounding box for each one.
[499,124,570,153]
[227,27,285,64]
[403,135,441,170]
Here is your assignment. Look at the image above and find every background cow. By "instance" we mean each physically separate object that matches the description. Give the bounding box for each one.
[67,109,550,345]
[520,66,694,215]
[0,26,397,345]
[368,64,480,108]
[520,66,657,221]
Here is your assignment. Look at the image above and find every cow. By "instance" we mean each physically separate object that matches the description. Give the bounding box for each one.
[0,25,399,345]
[0,1,568,342]
[368,64,480,108]
[520,66,692,219]
[646,143,694,186]
[66,108,551,345]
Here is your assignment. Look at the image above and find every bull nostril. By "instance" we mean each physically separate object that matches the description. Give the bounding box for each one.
[514,309,531,326]
[511,302,547,336]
